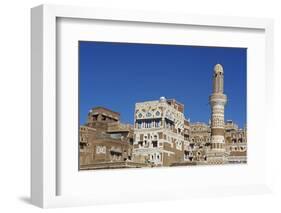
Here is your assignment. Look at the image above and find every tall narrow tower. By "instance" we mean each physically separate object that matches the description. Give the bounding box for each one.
[208,64,227,164]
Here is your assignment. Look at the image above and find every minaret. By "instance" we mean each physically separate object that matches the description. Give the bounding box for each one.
[208,64,227,164]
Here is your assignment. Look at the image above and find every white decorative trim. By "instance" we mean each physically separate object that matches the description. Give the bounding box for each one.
[211,135,225,144]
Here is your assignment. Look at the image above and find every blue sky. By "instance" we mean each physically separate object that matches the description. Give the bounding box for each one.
[79,41,247,128]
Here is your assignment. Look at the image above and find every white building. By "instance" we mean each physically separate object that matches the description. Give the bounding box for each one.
[132,97,187,166]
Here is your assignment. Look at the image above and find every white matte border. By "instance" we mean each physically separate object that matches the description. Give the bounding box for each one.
[31,4,274,208]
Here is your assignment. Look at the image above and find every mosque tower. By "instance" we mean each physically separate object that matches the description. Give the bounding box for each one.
[207,64,228,164]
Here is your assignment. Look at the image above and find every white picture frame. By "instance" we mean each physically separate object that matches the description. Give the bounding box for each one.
[31,4,274,208]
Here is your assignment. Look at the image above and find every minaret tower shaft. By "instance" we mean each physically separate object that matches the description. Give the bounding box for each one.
[208,64,227,164]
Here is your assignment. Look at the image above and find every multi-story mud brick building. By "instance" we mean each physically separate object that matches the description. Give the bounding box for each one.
[79,107,146,170]
[225,120,247,163]
[132,97,186,166]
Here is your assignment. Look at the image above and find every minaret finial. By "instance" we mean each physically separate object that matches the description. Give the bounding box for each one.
[214,64,223,74]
